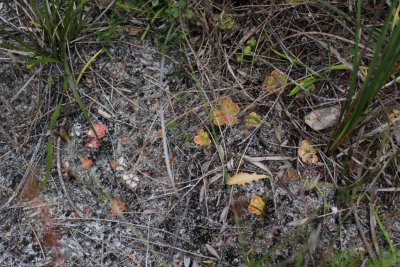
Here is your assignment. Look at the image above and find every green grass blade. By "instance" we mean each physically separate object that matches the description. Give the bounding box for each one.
[27,57,61,67]
[42,78,68,189]
[76,48,105,85]
[342,0,361,116]
[328,0,400,153]
[373,209,395,256]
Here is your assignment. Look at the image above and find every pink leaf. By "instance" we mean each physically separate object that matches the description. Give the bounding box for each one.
[85,137,100,149]
[86,123,108,140]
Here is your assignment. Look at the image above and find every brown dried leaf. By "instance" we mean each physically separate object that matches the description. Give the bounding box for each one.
[226,172,267,185]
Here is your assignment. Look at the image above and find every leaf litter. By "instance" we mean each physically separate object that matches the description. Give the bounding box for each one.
[0,2,397,266]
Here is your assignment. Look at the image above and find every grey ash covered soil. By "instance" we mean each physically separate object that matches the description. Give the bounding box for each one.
[1,2,400,267]
[0,39,376,266]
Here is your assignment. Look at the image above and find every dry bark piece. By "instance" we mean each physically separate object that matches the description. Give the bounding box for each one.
[304,106,340,131]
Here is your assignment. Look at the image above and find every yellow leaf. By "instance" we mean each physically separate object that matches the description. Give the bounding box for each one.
[194,129,212,146]
[264,70,287,94]
[298,140,318,164]
[248,195,265,216]
[388,108,400,125]
[211,96,240,126]
[244,112,262,127]
[226,172,267,185]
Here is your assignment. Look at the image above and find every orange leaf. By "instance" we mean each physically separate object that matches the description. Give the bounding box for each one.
[298,140,318,164]
[87,123,108,139]
[211,96,240,126]
[248,195,265,216]
[109,160,118,171]
[194,129,212,146]
[110,197,126,216]
[226,172,267,185]
[81,157,93,170]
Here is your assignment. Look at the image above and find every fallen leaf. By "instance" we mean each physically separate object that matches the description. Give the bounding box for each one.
[287,170,300,180]
[194,129,212,146]
[110,197,126,216]
[243,112,262,127]
[57,126,71,143]
[287,217,308,227]
[155,129,163,140]
[109,160,117,171]
[87,123,108,139]
[226,172,267,185]
[121,136,130,143]
[85,137,100,149]
[205,244,220,259]
[126,26,143,36]
[248,195,265,216]
[298,140,318,164]
[170,155,178,164]
[388,108,400,125]
[81,157,93,170]
[98,109,112,119]
[264,70,287,94]
[211,96,240,126]
[219,205,229,223]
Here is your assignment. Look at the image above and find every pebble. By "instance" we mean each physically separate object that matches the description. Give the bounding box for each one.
[304,106,341,131]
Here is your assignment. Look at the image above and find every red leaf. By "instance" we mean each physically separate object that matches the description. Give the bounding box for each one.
[81,157,93,170]
[85,137,100,149]
[87,123,108,140]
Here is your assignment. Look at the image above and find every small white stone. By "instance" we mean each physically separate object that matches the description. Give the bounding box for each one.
[305,106,341,131]
[331,206,338,214]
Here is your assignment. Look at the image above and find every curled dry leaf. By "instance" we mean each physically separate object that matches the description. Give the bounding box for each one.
[81,157,93,170]
[211,96,240,126]
[248,195,265,216]
[264,70,287,94]
[194,129,211,146]
[243,112,262,127]
[226,172,267,185]
[110,197,126,216]
[298,140,318,164]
